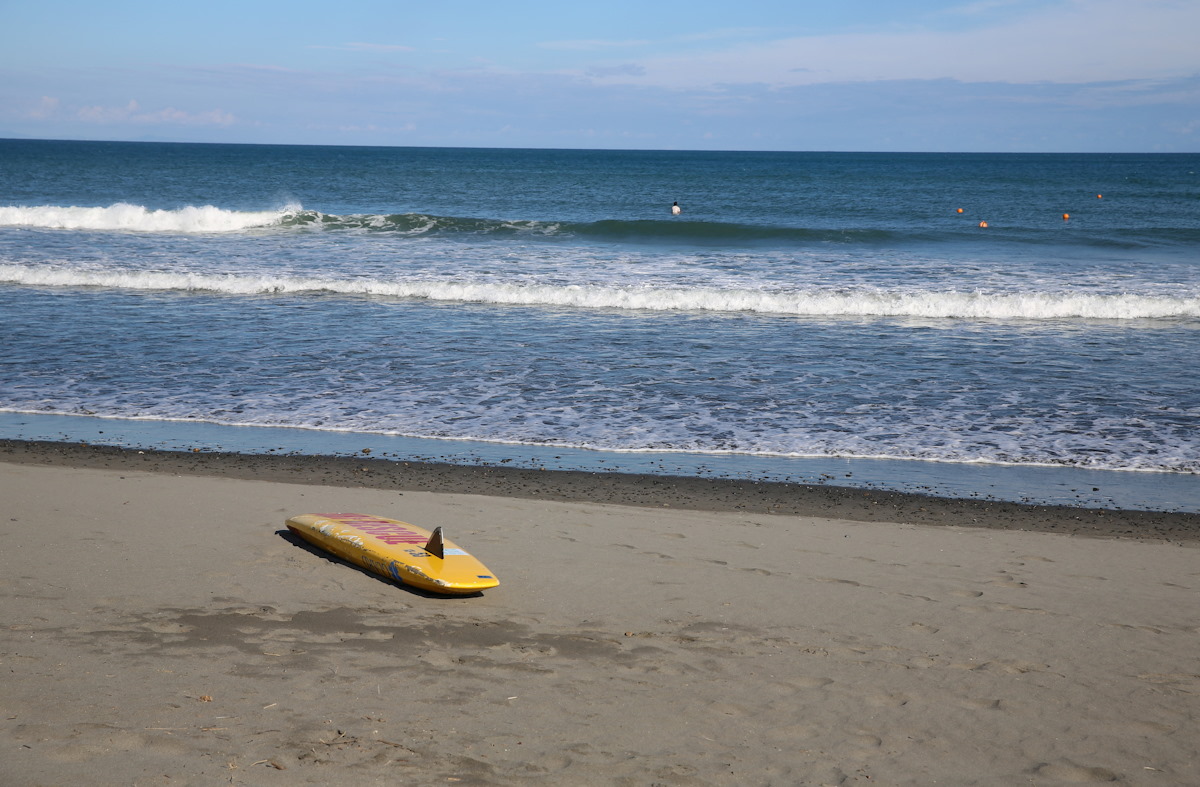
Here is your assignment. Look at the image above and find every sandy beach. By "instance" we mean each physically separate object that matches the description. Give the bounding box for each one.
[2,442,1198,785]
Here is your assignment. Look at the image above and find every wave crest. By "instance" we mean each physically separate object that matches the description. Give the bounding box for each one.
[3,263,1197,321]
[0,203,297,233]
[1,202,892,244]
[282,210,891,243]
[7,203,1198,248]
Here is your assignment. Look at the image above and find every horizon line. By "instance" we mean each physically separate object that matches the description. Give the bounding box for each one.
[2,135,1195,157]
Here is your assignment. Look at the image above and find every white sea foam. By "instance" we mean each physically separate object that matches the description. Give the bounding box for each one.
[2,263,1198,321]
[0,203,296,233]
[2,403,1196,476]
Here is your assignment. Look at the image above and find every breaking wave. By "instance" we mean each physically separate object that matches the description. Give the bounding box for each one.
[279,210,898,244]
[0,203,296,233]
[5,203,1198,248]
[0,202,884,242]
[3,263,1198,321]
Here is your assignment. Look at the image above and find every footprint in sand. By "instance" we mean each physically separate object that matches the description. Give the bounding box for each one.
[958,697,1002,710]
[951,659,1058,675]
[1032,760,1119,782]
[1122,720,1175,735]
[1100,622,1168,634]
[763,722,820,744]
[846,732,883,749]
[863,692,910,708]
[993,603,1051,615]
[773,676,835,691]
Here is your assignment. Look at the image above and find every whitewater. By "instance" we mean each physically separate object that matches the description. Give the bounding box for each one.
[0,202,291,233]
[3,261,1198,321]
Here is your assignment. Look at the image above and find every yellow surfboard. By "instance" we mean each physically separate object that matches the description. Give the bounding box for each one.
[285,513,499,595]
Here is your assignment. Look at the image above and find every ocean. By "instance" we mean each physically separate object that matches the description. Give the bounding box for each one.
[2,139,1198,511]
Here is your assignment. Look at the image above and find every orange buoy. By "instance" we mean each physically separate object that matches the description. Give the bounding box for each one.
[956,208,964,213]
[1063,213,1070,221]
[1097,194,1103,199]
[979,220,988,228]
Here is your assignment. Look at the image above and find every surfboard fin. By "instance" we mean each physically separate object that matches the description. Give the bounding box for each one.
[425,526,445,559]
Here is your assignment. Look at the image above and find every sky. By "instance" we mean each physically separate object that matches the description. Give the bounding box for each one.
[2,0,1198,152]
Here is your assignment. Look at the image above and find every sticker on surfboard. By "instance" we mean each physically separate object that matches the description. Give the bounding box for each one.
[285,513,499,595]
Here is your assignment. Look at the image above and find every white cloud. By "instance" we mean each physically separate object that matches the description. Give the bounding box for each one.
[1162,118,1200,136]
[944,0,1037,16]
[336,122,416,133]
[588,0,1200,89]
[539,39,651,51]
[343,42,415,53]
[76,100,235,126]
[585,64,646,78]
[309,42,414,53]
[26,96,60,119]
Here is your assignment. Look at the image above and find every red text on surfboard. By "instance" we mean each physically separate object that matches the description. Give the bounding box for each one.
[317,513,429,545]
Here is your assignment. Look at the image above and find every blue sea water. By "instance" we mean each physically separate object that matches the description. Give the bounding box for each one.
[2,139,1198,510]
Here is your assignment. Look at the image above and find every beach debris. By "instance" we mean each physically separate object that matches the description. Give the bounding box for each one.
[199,695,213,702]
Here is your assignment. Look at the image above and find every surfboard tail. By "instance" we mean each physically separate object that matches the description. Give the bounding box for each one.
[425,526,445,559]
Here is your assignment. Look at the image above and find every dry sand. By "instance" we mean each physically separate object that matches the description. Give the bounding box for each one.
[2,443,1199,785]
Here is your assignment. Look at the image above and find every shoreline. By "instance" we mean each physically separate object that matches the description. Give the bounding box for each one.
[4,410,1198,514]
[4,438,1198,542]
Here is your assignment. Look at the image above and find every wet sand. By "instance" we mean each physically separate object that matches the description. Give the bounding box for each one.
[2,441,1198,785]
[4,440,1199,541]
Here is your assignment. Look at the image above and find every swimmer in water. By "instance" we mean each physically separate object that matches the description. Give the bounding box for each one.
[671,201,681,216]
